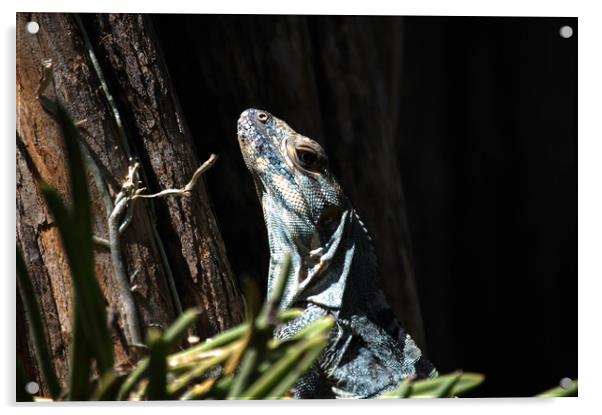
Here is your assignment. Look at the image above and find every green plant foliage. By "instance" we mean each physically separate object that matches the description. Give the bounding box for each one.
[537,380,578,397]
[380,372,485,399]
[35,69,114,400]
[16,249,61,399]
[114,254,335,400]
[147,328,169,400]
[16,68,577,401]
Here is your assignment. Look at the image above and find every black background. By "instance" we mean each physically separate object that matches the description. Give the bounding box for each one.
[153,15,577,397]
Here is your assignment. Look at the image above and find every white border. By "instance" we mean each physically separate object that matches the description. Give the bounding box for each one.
[3,1,601,414]
[5,0,586,16]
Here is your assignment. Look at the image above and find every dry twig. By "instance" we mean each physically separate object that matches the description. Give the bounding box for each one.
[132,154,218,200]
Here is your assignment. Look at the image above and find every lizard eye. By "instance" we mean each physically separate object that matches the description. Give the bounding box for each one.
[257,112,269,123]
[286,136,327,173]
[295,147,318,169]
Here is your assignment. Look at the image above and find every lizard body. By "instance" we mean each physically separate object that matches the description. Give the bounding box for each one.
[236,109,437,398]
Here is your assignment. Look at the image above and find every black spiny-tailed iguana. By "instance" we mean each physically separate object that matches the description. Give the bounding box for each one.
[236,108,437,398]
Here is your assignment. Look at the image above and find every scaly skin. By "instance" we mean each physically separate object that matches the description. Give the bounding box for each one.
[236,109,437,398]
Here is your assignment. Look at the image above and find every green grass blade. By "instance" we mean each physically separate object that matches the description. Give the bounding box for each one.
[239,346,307,399]
[277,308,304,322]
[146,329,168,400]
[227,345,258,399]
[188,375,234,400]
[449,372,485,396]
[117,309,203,400]
[241,316,333,400]
[38,93,114,374]
[40,184,113,373]
[168,309,299,368]
[91,371,121,401]
[38,96,92,240]
[411,372,483,398]
[117,358,148,400]
[537,380,578,397]
[168,324,247,367]
[167,347,234,397]
[430,371,462,398]
[225,254,296,399]
[163,308,200,347]
[265,336,329,399]
[379,378,413,399]
[410,373,452,397]
[67,304,91,401]
[267,253,291,312]
[16,248,61,399]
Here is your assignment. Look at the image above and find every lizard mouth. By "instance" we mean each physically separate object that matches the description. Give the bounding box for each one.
[236,109,272,171]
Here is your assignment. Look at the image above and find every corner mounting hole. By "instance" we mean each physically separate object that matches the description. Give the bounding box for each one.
[559,377,573,390]
[25,381,40,395]
[559,25,573,39]
[26,21,40,34]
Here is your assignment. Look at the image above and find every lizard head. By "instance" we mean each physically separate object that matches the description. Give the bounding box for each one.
[237,108,346,230]
[237,108,349,307]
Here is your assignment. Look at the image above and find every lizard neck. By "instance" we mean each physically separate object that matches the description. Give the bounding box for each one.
[302,208,385,316]
[264,197,385,316]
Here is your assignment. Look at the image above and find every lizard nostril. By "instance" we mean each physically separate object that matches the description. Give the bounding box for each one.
[257,112,268,123]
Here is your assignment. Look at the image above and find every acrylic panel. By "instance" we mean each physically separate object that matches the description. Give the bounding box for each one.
[16,13,577,401]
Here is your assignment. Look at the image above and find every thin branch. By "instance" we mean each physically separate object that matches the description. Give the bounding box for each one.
[73,14,132,159]
[105,154,218,341]
[118,199,135,234]
[132,154,218,200]
[73,18,214,323]
[92,235,111,248]
[130,154,218,333]
[107,161,143,347]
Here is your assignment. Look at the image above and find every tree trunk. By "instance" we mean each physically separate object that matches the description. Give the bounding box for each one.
[82,13,244,335]
[16,12,243,397]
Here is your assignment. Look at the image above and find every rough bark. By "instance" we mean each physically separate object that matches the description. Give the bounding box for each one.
[84,13,244,334]
[16,12,242,396]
